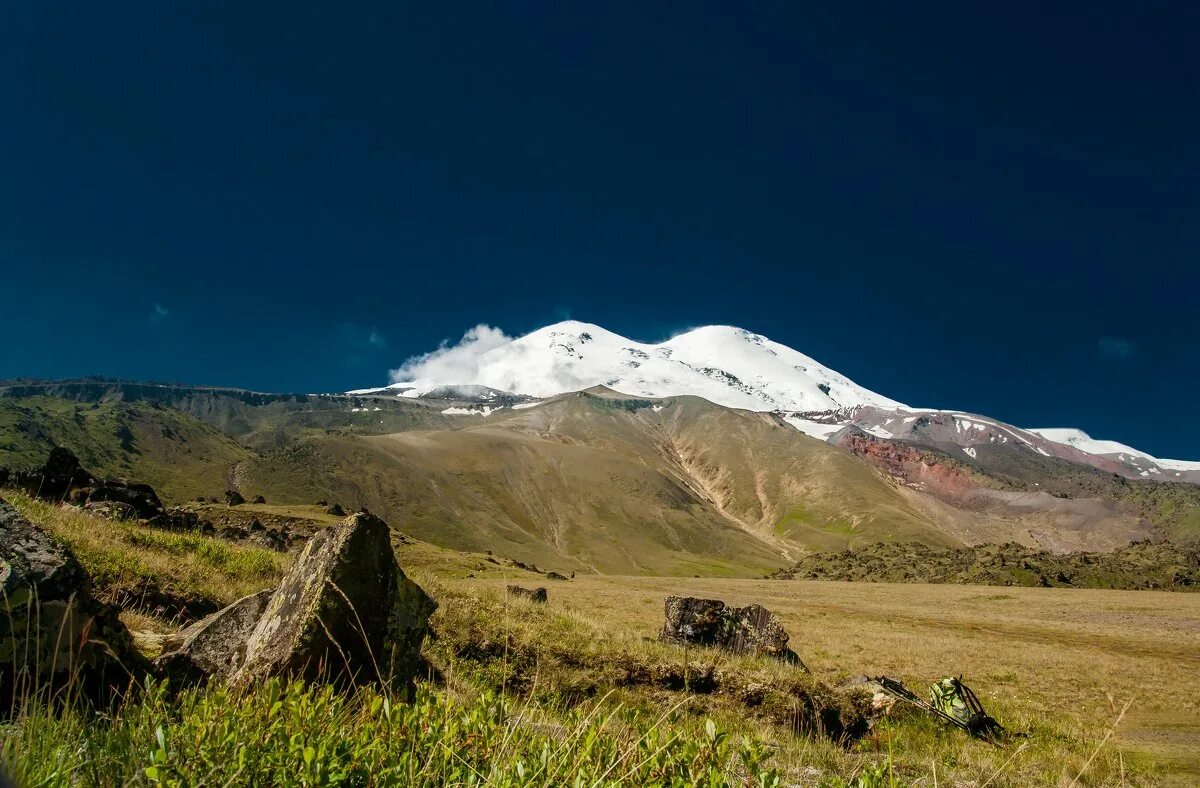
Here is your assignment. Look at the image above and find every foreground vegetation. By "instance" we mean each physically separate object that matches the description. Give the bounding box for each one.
[5,491,286,617]
[3,498,1193,785]
[4,678,785,787]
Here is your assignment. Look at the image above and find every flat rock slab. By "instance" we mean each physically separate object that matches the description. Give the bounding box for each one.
[154,588,275,686]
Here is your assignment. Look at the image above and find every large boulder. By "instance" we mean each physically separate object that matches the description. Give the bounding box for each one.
[659,596,804,666]
[17,447,94,502]
[0,498,146,708]
[80,478,166,521]
[153,588,275,686]
[232,513,436,689]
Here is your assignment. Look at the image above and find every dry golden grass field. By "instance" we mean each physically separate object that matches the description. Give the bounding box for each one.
[450,574,1200,785]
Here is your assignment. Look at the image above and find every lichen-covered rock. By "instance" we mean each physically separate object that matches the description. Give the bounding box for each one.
[153,588,275,686]
[84,500,139,522]
[0,498,146,708]
[506,585,548,603]
[233,513,436,689]
[659,596,804,666]
[83,478,166,521]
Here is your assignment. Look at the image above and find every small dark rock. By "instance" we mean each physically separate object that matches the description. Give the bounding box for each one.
[225,490,246,507]
[506,585,548,604]
[325,503,346,516]
[546,571,568,581]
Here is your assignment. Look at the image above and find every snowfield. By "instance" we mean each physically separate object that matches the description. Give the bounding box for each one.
[382,321,903,413]
[1028,427,1200,471]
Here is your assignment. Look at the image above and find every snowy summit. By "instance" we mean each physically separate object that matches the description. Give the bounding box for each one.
[372,321,902,413]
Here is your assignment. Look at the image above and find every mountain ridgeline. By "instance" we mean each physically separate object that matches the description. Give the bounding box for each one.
[3,373,1198,577]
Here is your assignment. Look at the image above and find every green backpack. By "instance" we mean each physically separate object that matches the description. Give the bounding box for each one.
[928,676,1002,737]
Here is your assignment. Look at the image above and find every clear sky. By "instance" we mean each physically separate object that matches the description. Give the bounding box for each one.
[1,3,1197,457]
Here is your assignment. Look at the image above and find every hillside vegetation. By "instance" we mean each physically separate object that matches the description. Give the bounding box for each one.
[3,382,1198,574]
[0,396,253,503]
[771,540,1200,590]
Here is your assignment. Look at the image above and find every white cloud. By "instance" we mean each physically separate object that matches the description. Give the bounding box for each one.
[389,324,512,384]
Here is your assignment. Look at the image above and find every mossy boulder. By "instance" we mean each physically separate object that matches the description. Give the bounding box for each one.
[0,498,146,708]
[659,596,804,666]
[80,478,166,521]
[232,513,436,689]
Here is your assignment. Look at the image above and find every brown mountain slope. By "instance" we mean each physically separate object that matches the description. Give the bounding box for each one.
[240,391,974,573]
[2,384,1168,573]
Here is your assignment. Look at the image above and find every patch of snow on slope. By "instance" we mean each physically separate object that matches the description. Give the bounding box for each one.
[441,406,501,416]
[783,416,845,439]
[1029,428,1200,471]
[1028,428,1145,458]
[1158,458,1200,471]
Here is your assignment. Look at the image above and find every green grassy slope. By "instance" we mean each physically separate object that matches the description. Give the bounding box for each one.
[0,395,253,503]
[0,380,455,449]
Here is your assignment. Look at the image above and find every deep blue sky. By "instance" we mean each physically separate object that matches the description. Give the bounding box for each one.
[1,3,1198,456]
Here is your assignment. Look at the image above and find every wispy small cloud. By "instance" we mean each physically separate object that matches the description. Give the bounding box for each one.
[148,303,170,326]
[389,324,512,384]
[329,322,390,368]
[1098,337,1137,360]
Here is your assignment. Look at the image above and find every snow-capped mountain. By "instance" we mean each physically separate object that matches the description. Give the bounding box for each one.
[373,321,903,413]
[1027,428,1200,480]
[358,320,1197,476]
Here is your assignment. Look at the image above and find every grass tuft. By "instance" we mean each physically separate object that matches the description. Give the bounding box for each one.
[4,490,287,617]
